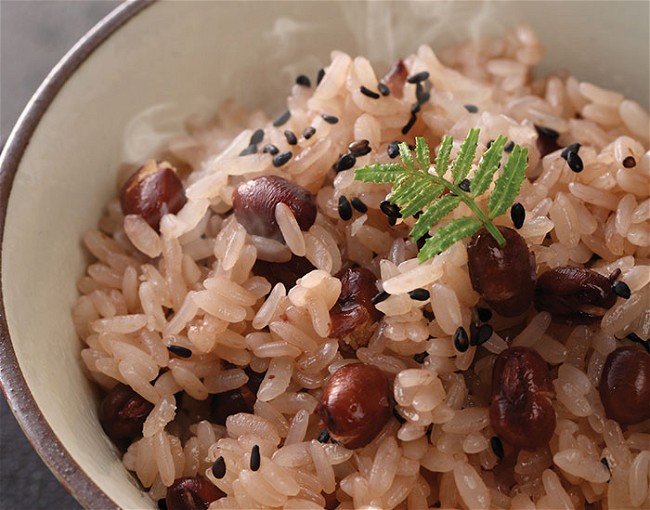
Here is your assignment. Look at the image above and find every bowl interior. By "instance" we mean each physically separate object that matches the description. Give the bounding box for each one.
[1,1,648,508]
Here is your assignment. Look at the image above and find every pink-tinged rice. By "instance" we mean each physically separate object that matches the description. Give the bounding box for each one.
[72,25,650,509]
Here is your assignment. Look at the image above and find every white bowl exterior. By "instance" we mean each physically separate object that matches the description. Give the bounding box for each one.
[2,1,648,508]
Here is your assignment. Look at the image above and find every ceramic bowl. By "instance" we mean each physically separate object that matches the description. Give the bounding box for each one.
[0,1,647,508]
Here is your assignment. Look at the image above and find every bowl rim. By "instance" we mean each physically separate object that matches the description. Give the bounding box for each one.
[0,1,154,508]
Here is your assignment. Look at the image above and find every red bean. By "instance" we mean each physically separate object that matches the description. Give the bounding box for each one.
[317,363,393,449]
[489,347,556,450]
[534,266,618,324]
[467,226,536,317]
[210,368,265,425]
[120,160,187,231]
[165,476,224,510]
[382,59,408,99]
[599,346,650,425]
[232,175,316,240]
[99,384,154,440]
[252,256,315,290]
[329,268,382,351]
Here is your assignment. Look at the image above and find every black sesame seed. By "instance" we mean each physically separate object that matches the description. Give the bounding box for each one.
[388,216,397,226]
[334,153,357,172]
[318,429,330,443]
[504,141,515,153]
[284,130,298,145]
[262,144,279,156]
[371,291,390,305]
[413,351,429,364]
[411,102,421,115]
[295,74,311,87]
[458,179,471,192]
[316,68,325,85]
[566,151,584,173]
[338,195,353,221]
[387,141,401,159]
[464,104,479,113]
[534,125,560,140]
[302,126,316,140]
[239,144,258,157]
[560,143,581,160]
[158,498,168,510]
[250,445,261,471]
[490,436,504,459]
[321,113,339,124]
[212,456,226,479]
[408,288,430,301]
[272,151,293,168]
[612,280,631,299]
[476,307,492,322]
[454,327,469,353]
[510,202,526,229]
[272,110,291,127]
[348,139,369,152]
[407,71,430,84]
[623,156,636,168]
[380,200,401,218]
[351,146,372,157]
[250,128,265,145]
[392,408,407,424]
[167,345,192,358]
[378,82,390,96]
[472,324,493,346]
[351,197,368,213]
[486,140,495,149]
[360,85,380,99]
[401,113,417,135]
[417,91,431,105]
[416,233,431,250]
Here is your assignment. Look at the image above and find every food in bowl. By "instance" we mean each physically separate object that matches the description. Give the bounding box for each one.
[72,25,650,509]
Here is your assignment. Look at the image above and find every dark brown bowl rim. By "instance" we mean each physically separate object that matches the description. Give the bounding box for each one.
[0,1,154,508]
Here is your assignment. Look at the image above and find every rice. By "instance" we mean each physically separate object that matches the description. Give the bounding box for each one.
[73,24,650,510]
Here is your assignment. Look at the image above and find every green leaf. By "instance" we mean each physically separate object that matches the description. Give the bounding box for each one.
[415,137,431,171]
[471,135,507,198]
[399,184,444,218]
[355,163,406,184]
[451,127,480,184]
[417,217,482,262]
[487,145,528,218]
[410,194,461,240]
[391,175,431,206]
[434,136,453,177]
[398,142,416,171]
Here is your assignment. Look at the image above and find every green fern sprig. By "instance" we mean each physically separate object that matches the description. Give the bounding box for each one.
[354,128,528,262]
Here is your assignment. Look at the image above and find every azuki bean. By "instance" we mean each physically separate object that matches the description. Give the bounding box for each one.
[599,346,650,425]
[467,226,536,317]
[165,476,224,510]
[534,266,618,324]
[210,368,265,425]
[329,268,382,351]
[490,347,556,450]
[120,160,187,231]
[232,175,317,240]
[317,363,392,449]
[99,384,154,440]
[382,59,408,99]
[252,256,315,290]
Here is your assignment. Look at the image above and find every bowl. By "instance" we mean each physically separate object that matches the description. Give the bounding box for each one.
[0,1,648,508]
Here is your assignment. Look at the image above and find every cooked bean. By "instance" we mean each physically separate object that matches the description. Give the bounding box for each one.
[99,383,154,440]
[252,256,315,290]
[232,175,316,240]
[467,226,536,317]
[165,476,224,510]
[120,160,187,231]
[534,266,618,324]
[382,59,408,99]
[329,268,382,352]
[490,347,556,450]
[317,363,392,449]
[210,368,265,425]
[599,346,650,425]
